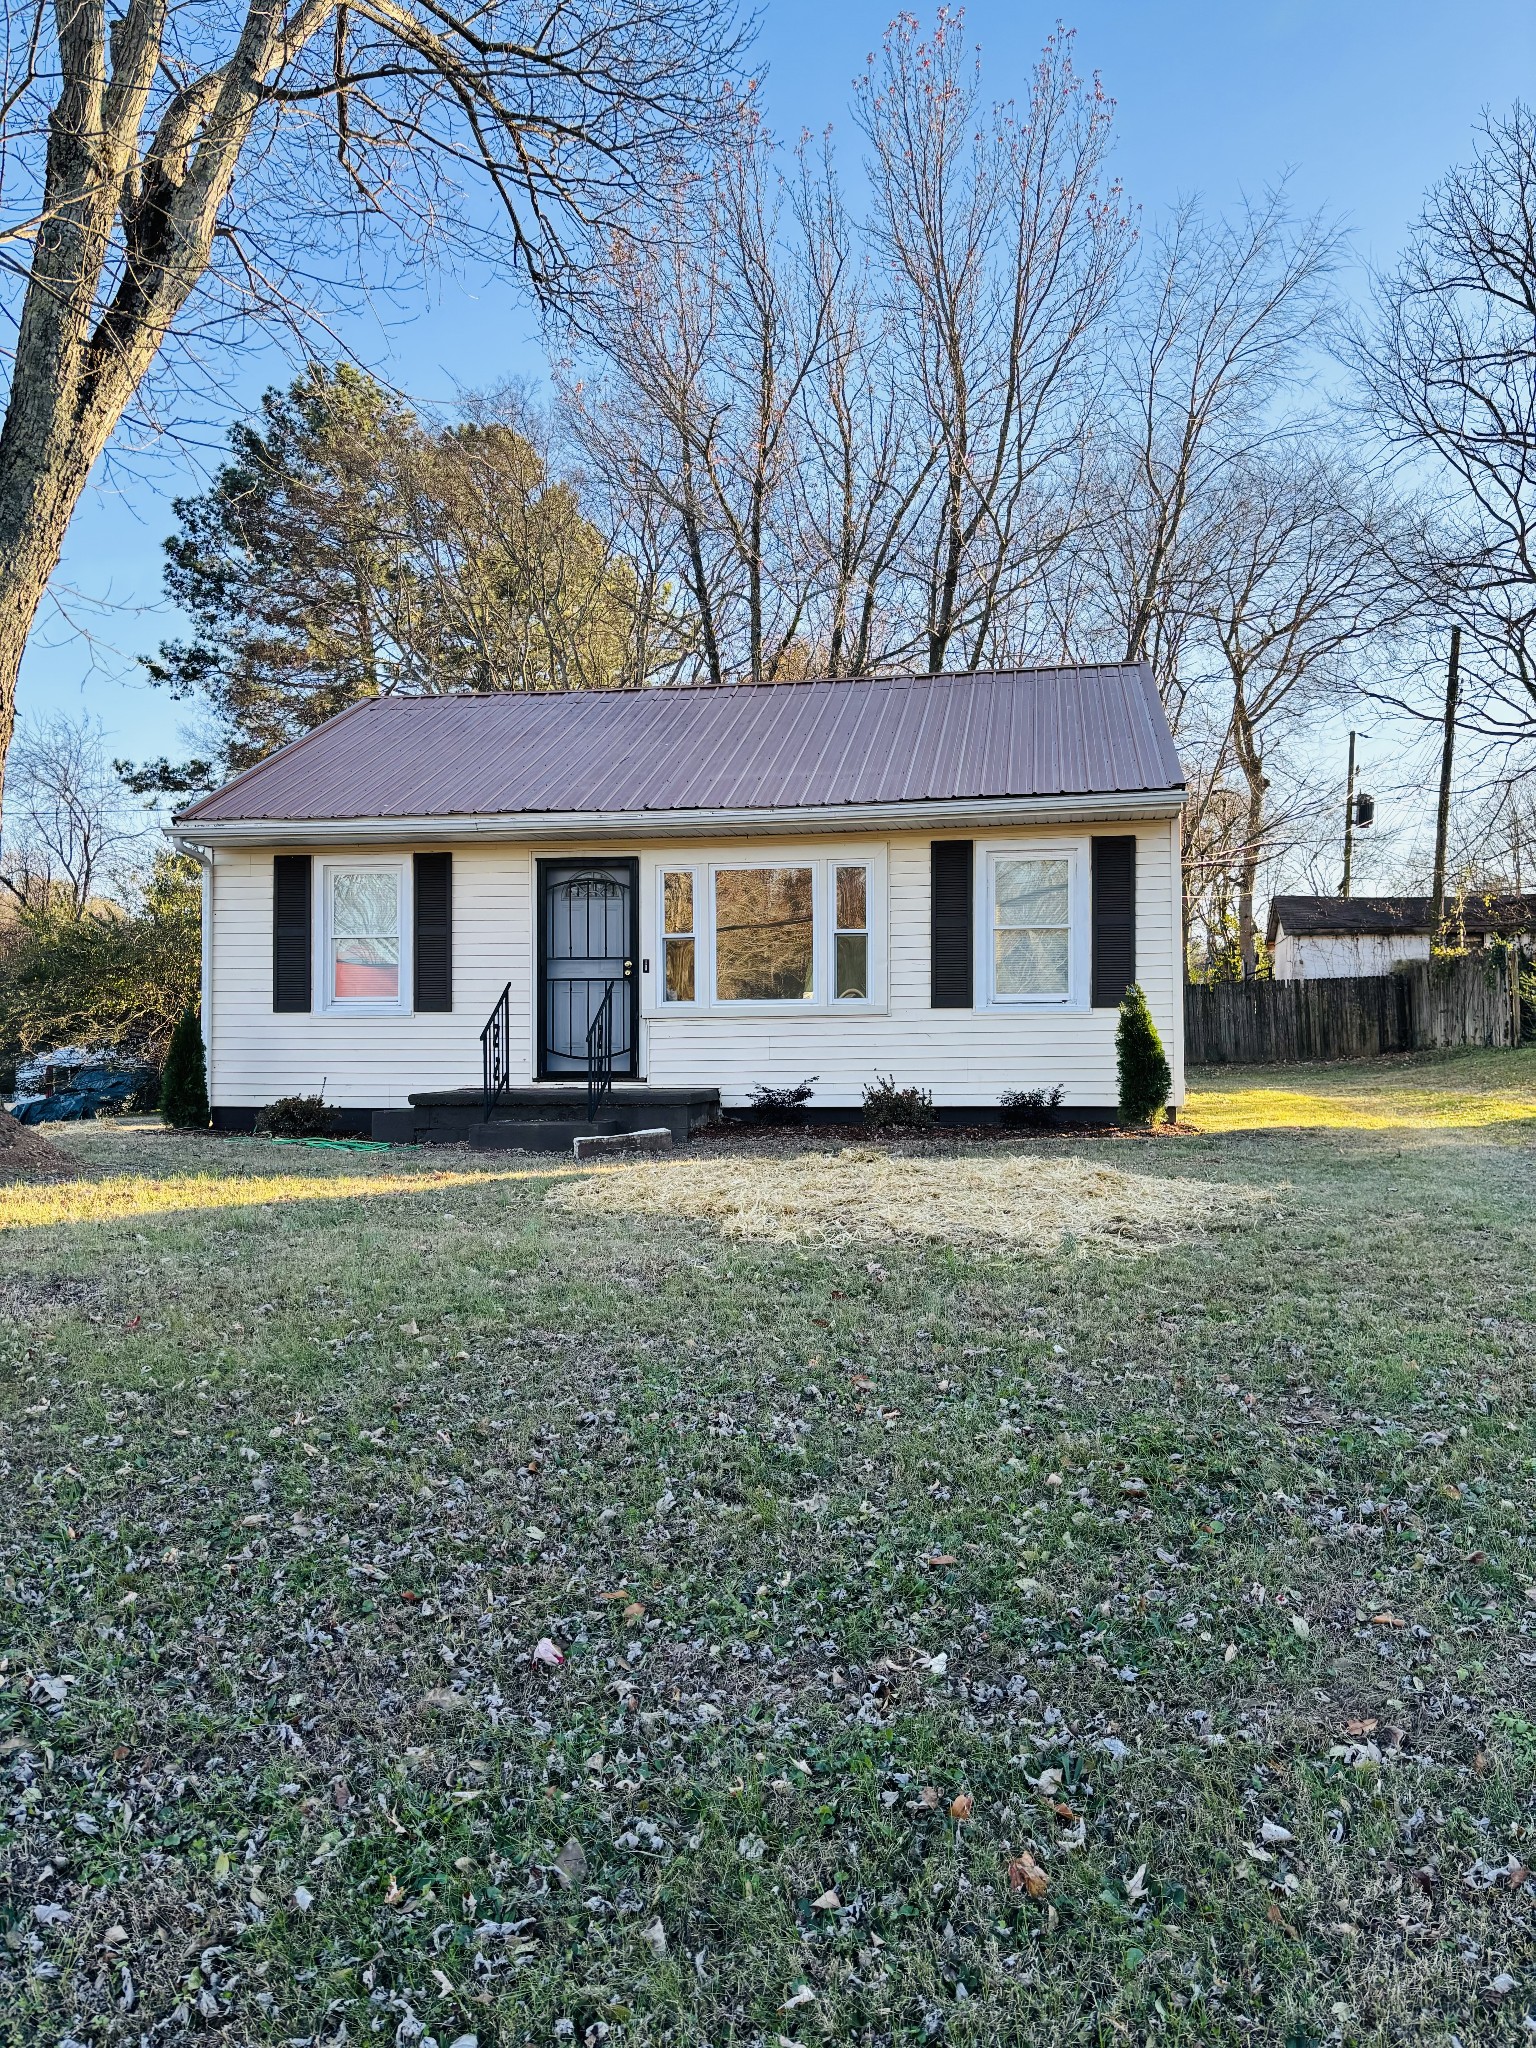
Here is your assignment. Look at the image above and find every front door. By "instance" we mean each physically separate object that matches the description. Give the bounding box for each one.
[538,860,638,1077]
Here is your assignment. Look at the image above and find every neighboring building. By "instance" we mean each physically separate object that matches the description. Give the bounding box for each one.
[169,665,1187,1143]
[1268,893,1536,981]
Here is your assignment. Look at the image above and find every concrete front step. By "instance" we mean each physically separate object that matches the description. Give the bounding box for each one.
[468,1119,622,1152]
[374,1084,720,1148]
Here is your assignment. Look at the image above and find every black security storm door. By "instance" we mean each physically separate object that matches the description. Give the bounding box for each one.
[537,860,638,1077]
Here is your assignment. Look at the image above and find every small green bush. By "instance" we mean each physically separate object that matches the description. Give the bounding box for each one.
[862,1073,936,1132]
[159,1005,209,1128]
[747,1077,818,1122]
[1116,983,1172,1125]
[255,1094,334,1138]
[999,1084,1065,1128]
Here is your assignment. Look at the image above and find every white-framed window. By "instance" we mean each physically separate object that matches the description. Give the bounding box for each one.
[985,848,1077,1005]
[833,863,870,999]
[648,854,883,1012]
[661,867,697,1003]
[318,858,410,1013]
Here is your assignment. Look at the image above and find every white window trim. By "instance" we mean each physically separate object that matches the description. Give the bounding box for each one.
[645,851,886,1015]
[656,864,701,1010]
[978,839,1088,1010]
[315,855,412,1016]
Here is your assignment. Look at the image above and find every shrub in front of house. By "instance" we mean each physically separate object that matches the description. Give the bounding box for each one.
[746,1077,818,1123]
[999,1084,1065,1128]
[159,1004,209,1128]
[862,1073,936,1132]
[1116,983,1172,1125]
[255,1094,335,1138]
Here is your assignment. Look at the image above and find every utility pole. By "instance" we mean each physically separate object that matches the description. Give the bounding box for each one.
[1431,626,1461,930]
[1341,729,1358,897]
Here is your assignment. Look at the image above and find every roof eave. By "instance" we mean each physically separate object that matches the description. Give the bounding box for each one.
[169,786,1186,848]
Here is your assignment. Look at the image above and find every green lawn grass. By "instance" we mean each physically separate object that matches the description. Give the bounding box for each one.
[2,1059,1534,2045]
[1188,1043,1536,1131]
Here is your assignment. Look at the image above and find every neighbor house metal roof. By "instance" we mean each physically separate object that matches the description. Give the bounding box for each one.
[177,665,1183,825]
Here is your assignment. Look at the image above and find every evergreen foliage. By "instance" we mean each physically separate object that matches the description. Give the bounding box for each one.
[0,854,202,1082]
[1116,982,1172,1124]
[159,1004,209,1128]
[149,365,654,769]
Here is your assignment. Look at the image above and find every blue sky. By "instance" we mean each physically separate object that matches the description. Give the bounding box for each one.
[18,0,1535,799]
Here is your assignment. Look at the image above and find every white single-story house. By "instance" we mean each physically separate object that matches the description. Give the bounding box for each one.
[169,665,1187,1144]
[1268,893,1536,980]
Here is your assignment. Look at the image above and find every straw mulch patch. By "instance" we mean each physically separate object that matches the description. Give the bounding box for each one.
[549,1143,1262,1253]
[0,1108,78,1183]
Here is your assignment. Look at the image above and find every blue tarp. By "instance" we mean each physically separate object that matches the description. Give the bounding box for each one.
[10,1065,154,1123]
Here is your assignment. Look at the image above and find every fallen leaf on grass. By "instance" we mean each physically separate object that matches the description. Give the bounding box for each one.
[637,1917,667,1958]
[1008,1851,1050,1898]
[950,1793,974,1821]
[550,1838,586,1890]
[1290,1614,1310,1639]
[1370,1613,1406,1628]
[810,1889,840,1911]
[1125,1864,1149,1902]
[1260,1819,1295,1845]
[531,1638,564,1668]
[781,1986,815,2011]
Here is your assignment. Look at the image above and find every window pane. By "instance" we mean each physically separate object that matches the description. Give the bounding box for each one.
[664,934,696,1003]
[334,937,400,1000]
[994,858,1068,929]
[834,931,868,999]
[714,867,814,1001]
[835,865,867,931]
[663,870,694,936]
[995,927,1069,997]
[333,869,398,938]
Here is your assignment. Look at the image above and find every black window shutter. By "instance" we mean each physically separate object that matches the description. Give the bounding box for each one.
[1091,836,1137,1007]
[414,852,453,1012]
[930,840,974,1007]
[272,855,312,1012]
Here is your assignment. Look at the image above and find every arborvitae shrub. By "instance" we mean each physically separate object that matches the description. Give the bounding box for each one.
[1116,983,1171,1125]
[159,1004,209,1128]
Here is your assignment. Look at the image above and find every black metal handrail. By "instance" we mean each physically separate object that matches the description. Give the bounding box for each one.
[481,981,512,1121]
[586,979,615,1123]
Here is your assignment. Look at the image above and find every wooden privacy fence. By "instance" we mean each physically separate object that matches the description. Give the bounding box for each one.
[1185,955,1520,1066]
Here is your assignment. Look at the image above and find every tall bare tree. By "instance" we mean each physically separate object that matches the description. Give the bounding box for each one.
[1353,103,1536,743]
[563,99,838,686]
[1073,190,1341,735]
[1198,449,1390,974]
[856,18,1128,674]
[0,0,743,816]
[0,710,147,913]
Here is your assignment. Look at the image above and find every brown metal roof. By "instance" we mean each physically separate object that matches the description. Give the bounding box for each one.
[178,665,1183,825]
[1267,893,1536,944]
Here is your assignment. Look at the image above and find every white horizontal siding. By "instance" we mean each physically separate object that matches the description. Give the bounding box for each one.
[206,821,1182,1112]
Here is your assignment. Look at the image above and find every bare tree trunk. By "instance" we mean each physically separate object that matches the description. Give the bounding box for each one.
[1229,692,1268,979]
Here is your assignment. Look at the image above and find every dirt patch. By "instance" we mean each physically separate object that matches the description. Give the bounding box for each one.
[548,1144,1261,1253]
[0,1108,78,1183]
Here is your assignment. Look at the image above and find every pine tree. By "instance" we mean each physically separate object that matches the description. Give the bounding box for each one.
[160,1004,209,1128]
[1116,983,1172,1125]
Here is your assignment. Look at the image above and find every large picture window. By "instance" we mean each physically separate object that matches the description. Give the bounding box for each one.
[715,867,816,1001]
[992,856,1071,999]
[324,863,405,1008]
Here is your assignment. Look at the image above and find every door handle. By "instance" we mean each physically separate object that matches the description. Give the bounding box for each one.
[623,959,634,979]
